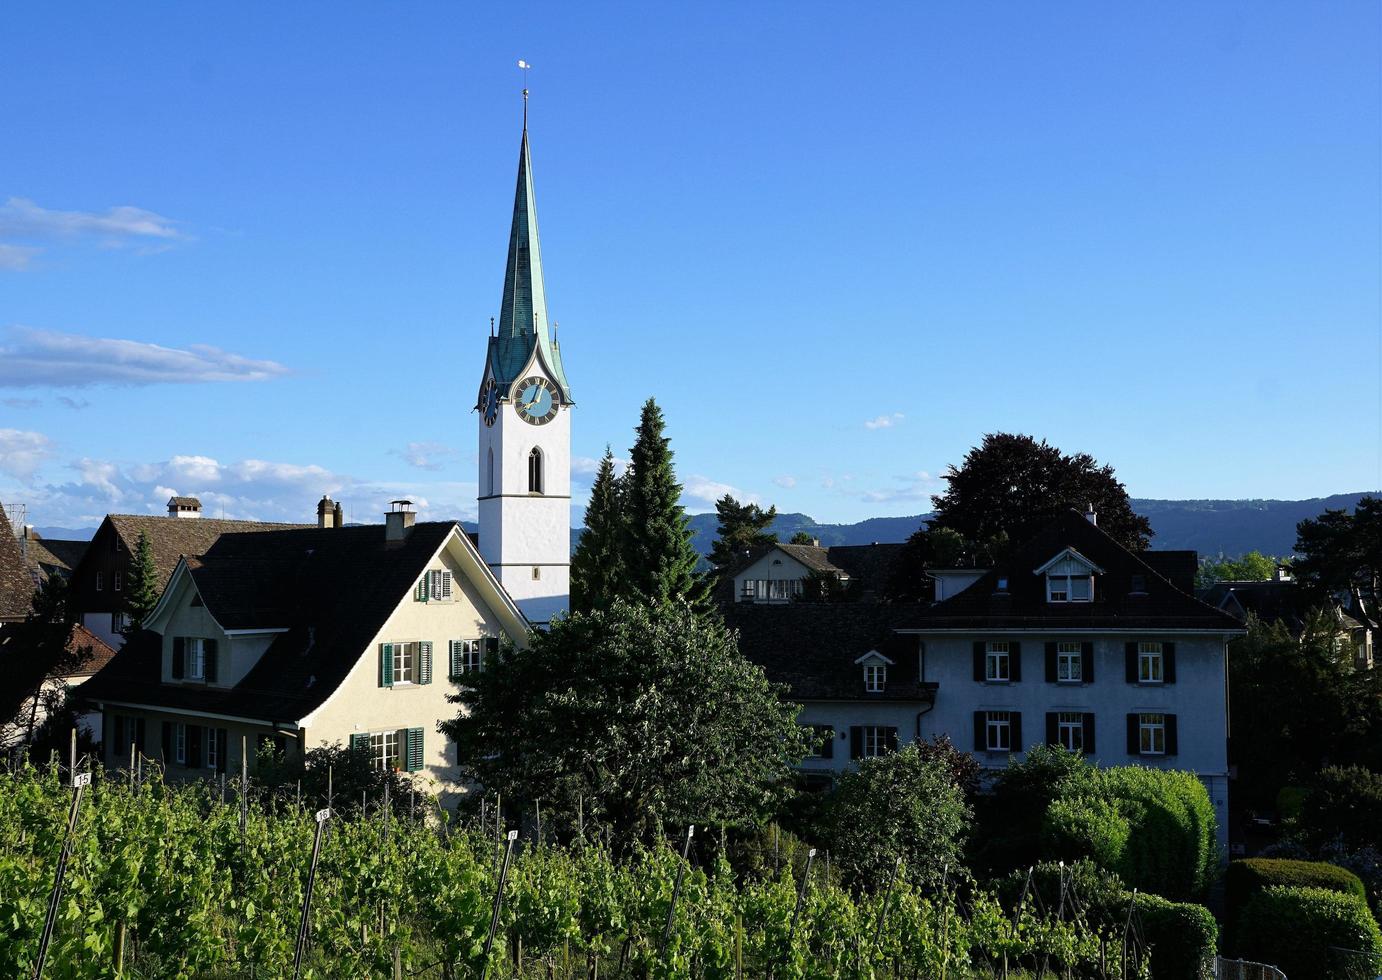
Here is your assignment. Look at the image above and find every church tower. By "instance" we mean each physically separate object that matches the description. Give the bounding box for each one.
[476,101,573,623]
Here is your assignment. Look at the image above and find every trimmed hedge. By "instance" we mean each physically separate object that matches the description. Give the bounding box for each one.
[1226,857,1367,924]
[1236,885,1382,980]
[1039,766,1218,900]
[1127,892,1218,980]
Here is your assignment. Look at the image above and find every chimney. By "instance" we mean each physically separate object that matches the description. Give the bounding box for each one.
[167,496,203,519]
[385,499,416,545]
[317,494,338,529]
[1084,503,1098,526]
[333,501,344,528]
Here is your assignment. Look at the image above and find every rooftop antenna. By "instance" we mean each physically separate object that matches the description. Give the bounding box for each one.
[517,60,532,129]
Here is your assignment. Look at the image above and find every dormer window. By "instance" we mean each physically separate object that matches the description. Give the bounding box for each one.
[1035,549,1103,604]
[854,650,893,694]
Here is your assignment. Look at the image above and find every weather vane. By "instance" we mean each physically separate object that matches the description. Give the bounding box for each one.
[518,59,532,127]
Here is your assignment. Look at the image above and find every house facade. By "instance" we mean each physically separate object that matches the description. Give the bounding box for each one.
[733,509,1243,853]
[79,510,528,803]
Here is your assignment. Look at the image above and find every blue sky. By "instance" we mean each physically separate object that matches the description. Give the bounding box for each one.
[1,2,1379,529]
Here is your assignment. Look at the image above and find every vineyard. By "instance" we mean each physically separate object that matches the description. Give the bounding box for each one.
[0,762,1158,979]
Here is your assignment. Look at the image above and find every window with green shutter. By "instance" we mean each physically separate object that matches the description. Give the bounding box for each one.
[379,643,393,687]
[405,728,423,772]
[414,576,429,602]
[350,733,369,754]
[418,642,432,684]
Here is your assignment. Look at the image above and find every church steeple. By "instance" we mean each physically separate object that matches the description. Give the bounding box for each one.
[487,105,573,402]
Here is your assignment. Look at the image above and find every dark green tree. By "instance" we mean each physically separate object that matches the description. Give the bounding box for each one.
[708,494,778,575]
[442,599,809,845]
[930,433,1152,554]
[788,531,817,546]
[570,447,626,614]
[621,398,709,607]
[824,743,971,891]
[1293,496,1382,604]
[122,530,160,634]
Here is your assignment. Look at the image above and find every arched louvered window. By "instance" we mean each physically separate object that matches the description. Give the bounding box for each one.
[528,447,543,494]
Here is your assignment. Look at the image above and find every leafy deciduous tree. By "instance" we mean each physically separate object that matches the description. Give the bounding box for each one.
[1195,550,1283,589]
[443,599,809,846]
[930,433,1152,554]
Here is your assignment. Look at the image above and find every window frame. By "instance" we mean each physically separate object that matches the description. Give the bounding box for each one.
[187,638,206,681]
[457,638,484,676]
[863,662,886,693]
[985,641,1011,683]
[175,722,186,765]
[860,725,889,758]
[1047,573,1093,603]
[1138,713,1166,755]
[1056,641,1083,683]
[804,725,834,760]
[429,569,453,601]
[1057,712,1084,752]
[528,447,544,494]
[206,727,218,770]
[1138,641,1164,684]
[392,641,416,685]
[369,729,401,771]
[985,711,1012,752]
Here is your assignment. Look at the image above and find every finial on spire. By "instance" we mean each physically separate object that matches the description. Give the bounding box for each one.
[490,316,495,337]
[518,60,532,129]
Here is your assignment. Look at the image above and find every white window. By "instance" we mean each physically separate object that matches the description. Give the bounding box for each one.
[111,612,126,633]
[456,639,484,676]
[986,641,1011,682]
[1139,713,1166,755]
[1057,641,1083,683]
[863,663,886,693]
[1047,574,1092,603]
[114,571,123,591]
[175,723,186,765]
[95,572,103,592]
[985,711,1012,752]
[369,730,400,771]
[206,728,218,769]
[1058,712,1084,752]
[392,642,416,684]
[1138,642,1163,684]
[805,725,833,759]
[860,726,892,758]
[187,638,206,680]
[429,570,452,601]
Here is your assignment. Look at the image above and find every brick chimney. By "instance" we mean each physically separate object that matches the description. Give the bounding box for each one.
[385,499,415,545]
[167,496,202,519]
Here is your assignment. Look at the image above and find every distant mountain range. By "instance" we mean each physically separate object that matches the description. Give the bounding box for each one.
[31,492,1376,561]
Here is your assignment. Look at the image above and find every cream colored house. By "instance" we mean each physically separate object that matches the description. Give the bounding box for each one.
[80,503,528,804]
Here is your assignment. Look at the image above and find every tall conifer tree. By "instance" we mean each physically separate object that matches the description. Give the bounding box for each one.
[123,531,160,635]
[622,398,709,608]
[570,447,627,613]
[708,494,778,576]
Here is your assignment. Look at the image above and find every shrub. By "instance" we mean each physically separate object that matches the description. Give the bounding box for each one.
[974,745,1096,872]
[1297,765,1382,853]
[824,743,971,892]
[1236,885,1382,980]
[1041,796,1130,873]
[1126,892,1217,980]
[994,859,1127,927]
[1225,857,1367,924]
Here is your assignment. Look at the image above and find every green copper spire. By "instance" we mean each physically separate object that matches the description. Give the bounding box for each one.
[487,107,573,402]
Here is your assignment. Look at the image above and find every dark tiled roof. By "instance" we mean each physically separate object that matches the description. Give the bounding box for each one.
[167,496,202,508]
[0,507,34,620]
[79,522,456,724]
[728,602,936,701]
[774,543,843,575]
[24,533,88,584]
[906,509,1243,632]
[104,514,311,591]
[1200,580,1321,633]
[827,543,906,597]
[1138,550,1198,594]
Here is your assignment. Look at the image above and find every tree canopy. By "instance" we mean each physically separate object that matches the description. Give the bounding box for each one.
[570,447,625,614]
[442,600,809,845]
[1293,495,1382,604]
[123,530,161,634]
[929,433,1152,554]
[1195,550,1283,589]
[707,494,777,575]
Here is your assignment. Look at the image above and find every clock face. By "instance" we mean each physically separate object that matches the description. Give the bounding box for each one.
[480,378,499,427]
[514,376,559,425]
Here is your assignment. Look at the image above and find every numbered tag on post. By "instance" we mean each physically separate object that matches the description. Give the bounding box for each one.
[315,807,332,824]
[506,829,518,841]
[808,848,817,858]
[72,772,92,789]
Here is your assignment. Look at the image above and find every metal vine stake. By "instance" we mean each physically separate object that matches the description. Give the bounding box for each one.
[291,807,332,980]
[480,829,519,980]
[659,825,696,961]
[33,771,91,980]
[787,847,817,951]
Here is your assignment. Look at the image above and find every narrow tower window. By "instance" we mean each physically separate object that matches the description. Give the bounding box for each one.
[528,447,543,494]
[486,448,495,496]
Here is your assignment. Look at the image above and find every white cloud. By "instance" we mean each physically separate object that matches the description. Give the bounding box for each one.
[683,474,756,506]
[0,197,183,244]
[858,471,939,504]
[0,327,290,388]
[572,454,629,482]
[0,428,54,480]
[773,475,797,489]
[864,413,905,430]
[391,441,458,472]
[0,244,37,270]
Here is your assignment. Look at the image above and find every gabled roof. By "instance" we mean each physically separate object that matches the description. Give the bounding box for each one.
[905,509,1243,632]
[484,121,572,402]
[730,541,907,599]
[67,624,118,678]
[24,532,88,584]
[1033,546,1104,576]
[0,506,34,620]
[91,514,310,592]
[80,522,523,724]
[728,602,935,701]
